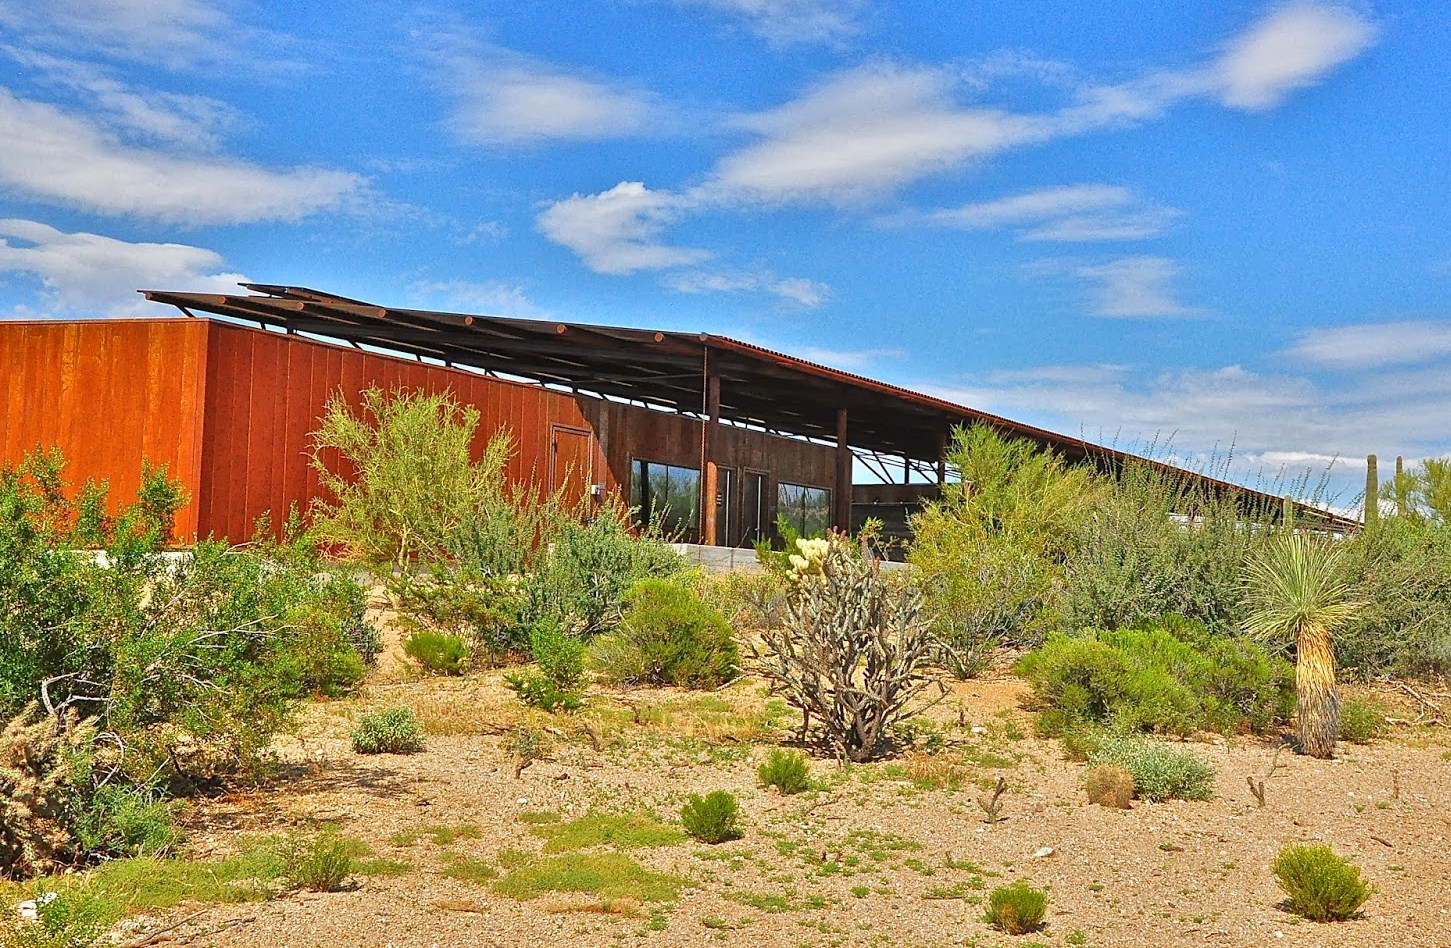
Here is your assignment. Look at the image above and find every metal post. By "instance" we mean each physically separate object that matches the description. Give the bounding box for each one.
[701,370,721,545]
[835,407,851,533]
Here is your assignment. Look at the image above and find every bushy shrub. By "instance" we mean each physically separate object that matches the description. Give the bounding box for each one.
[403,629,470,676]
[590,580,739,688]
[680,791,741,844]
[1,889,109,948]
[1338,517,1451,677]
[757,749,811,795]
[1,706,90,880]
[1016,616,1293,737]
[985,881,1048,934]
[351,708,425,755]
[506,620,587,713]
[1338,699,1386,744]
[1088,735,1215,802]
[522,505,684,637]
[286,834,356,892]
[72,783,181,860]
[390,569,527,665]
[1083,763,1134,809]
[1272,845,1374,921]
[752,535,939,762]
[503,724,551,777]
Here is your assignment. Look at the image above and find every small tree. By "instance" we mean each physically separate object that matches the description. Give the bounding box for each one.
[1243,534,1363,758]
[752,535,941,762]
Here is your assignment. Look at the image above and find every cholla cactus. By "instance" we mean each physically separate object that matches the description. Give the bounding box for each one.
[753,536,942,762]
[1,705,90,880]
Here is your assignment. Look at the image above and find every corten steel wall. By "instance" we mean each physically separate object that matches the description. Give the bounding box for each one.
[1,317,838,544]
[0,318,211,538]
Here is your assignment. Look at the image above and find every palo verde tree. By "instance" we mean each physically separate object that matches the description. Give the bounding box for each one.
[1242,533,1363,758]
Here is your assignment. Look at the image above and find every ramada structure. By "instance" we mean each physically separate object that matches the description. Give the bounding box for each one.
[0,284,1357,545]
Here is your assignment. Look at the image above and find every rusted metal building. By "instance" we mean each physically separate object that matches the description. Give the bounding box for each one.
[0,284,1355,543]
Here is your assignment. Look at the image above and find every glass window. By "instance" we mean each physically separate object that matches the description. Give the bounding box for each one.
[778,481,831,538]
[632,459,700,537]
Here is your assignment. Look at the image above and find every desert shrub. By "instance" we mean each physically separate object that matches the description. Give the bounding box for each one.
[680,791,742,844]
[1271,845,1374,922]
[1337,699,1386,744]
[691,570,786,635]
[505,620,587,713]
[403,629,470,676]
[1337,516,1451,677]
[503,724,551,777]
[1059,462,1276,635]
[1088,735,1215,802]
[286,834,356,892]
[522,505,684,636]
[911,426,1100,673]
[985,881,1048,934]
[71,784,180,860]
[390,569,527,664]
[351,708,425,755]
[590,579,739,688]
[1,889,110,948]
[757,749,811,795]
[1016,616,1293,737]
[1083,763,1134,809]
[1,706,92,880]
[753,535,940,762]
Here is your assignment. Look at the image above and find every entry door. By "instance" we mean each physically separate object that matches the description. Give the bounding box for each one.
[742,471,766,547]
[550,426,593,508]
[716,467,737,547]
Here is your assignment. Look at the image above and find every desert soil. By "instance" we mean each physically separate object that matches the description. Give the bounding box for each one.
[115,610,1451,948]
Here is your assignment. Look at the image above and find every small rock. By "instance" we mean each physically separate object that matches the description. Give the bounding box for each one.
[970,726,988,735]
[1030,846,1055,859]
[516,798,528,805]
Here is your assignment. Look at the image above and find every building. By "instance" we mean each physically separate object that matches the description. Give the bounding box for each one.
[0,284,1356,545]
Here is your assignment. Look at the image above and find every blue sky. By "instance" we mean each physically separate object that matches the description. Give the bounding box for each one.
[0,0,1446,504]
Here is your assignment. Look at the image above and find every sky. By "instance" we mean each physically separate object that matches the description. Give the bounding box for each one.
[0,0,1447,506]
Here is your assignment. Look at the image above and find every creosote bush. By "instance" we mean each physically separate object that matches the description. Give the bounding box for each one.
[752,535,940,762]
[757,749,811,795]
[403,629,470,676]
[985,881,1048,934]
[351,708,425,755]
[503,725,551,778]
[1088,735,1216,802]
[1083,763,1134,809]
[680,791,742,844]
[1272,845,1374,922]
[590,579,739,688]
[1338,699,1386,744]
[505,620,586,713]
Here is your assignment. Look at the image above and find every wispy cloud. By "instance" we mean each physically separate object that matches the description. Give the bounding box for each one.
[0,218,246,317]
[408,279,547,318]
[1286,319,1451,370]
[536,182,709,275]
[1072,256,1195,318]
[795,345,904,369]
[1215,2,1378,110]
[671,0,864,46]
[909,183,1179,241]
[662,268,831,307]
[428,39,663,147]
[0,86,364,224]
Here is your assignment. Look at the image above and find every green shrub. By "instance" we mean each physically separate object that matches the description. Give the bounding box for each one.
[505,620,587,712]
[1016,616,1293,738]
[286,834,356,892]
[351,708,425,755]
[1271,845,1374,921]
[403,629,470,676]
[1,889,110,948]
[1339,517,1451,677]
[680,791,742,844]
[1088,735,1215,802]
[1338,699,1386,744]
[503,673,583,713]
[72,784,180,860]
[390,568,527,665]
[757,749,811,795]
[503,725,551,777]
[590,580,739,688]
[985,881,1048,934]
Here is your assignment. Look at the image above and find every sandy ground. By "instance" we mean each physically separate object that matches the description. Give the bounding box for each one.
[100,641,1448,948]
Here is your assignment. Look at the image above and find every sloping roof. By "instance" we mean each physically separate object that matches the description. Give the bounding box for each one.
[140,283,1359,530]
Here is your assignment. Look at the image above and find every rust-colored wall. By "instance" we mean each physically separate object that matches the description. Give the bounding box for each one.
[0,318,210,538]
[3,317,839,545]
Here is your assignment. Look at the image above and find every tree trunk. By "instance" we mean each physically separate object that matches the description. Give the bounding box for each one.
[1296,620,1339,759]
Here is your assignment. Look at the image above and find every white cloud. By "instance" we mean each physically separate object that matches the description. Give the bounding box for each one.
[914,183,1179,241]
[1215,3,1377,110]
[0,218,246,317]
[536,182,710,275]
[1286,319,1451,369]
[408,279,546,318]
[662,268,831,307]
[706,5,1374,205]
[673,0,863,46]
[0,0,274,70]
[4,48,238,149]
[0,87,364,224]
[795,345,904,369]
[431,42,659,147]
[1073,256,1194,318]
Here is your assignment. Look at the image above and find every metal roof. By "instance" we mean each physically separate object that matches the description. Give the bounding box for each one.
[140,283,1359,531]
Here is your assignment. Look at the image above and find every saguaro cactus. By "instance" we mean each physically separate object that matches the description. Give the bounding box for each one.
[1364,454,1379,527]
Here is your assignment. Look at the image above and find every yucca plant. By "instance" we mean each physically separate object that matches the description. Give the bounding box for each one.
[1242,534,1363,758]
